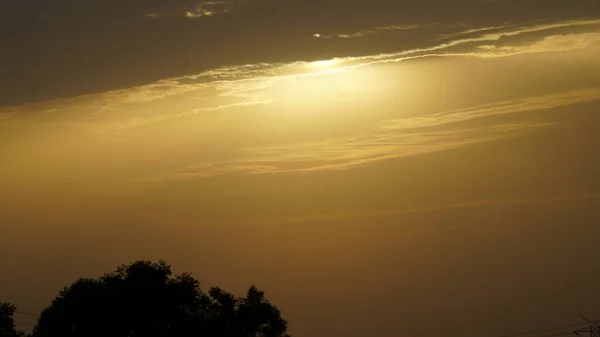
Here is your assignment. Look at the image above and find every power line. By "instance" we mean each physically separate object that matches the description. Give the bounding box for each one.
[537,333,577,337]
[14,321,35,327]
[14,310,39,317]
[501,322,590,337]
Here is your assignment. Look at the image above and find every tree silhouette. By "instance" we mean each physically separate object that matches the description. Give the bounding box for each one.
[0,302,25,337]
[29,260,290,337]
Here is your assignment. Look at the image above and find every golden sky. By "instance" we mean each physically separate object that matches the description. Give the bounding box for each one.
[2,2,600,336]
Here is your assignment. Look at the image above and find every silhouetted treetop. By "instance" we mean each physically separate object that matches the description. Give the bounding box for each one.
[0,302,25,337]
[29,260,290,337]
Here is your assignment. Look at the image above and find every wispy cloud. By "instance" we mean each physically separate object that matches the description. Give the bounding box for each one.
[168,18,600,88]
[314,23,432,39]
[160,88,600,179]
[115,99,273,129]
[158,125,515,179]
[476,32,600,56]
[339,19,600,66]
[380,89,600,131]
[143,1,238,19]
[2,18,599,133]
[314,18,600,42]
[438,22,520,38]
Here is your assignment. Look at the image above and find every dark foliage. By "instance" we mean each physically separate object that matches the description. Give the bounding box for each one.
[0,302,25,337]
[16,260,289,337]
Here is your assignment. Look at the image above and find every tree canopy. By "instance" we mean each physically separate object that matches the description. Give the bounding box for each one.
[5,260,289,337]
[0,302,25,337]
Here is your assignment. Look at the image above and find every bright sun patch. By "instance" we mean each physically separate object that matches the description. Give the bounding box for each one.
[309,59,341,69]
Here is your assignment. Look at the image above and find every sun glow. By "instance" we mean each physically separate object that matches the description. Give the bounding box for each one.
[265,62,391,121]
[309,59,341,69]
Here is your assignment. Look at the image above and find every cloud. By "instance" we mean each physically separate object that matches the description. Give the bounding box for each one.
[2,15,599,199]
[142,1,249,19]
[438,22,521,38]
[115,99,274,129]
[175,163,279,178]
[158,88,600,179]
[108,19,600,127]
[444,18,600,47]
[476,32,600,56]
[339,19,600,66]
[2,18,599,132]
[314,23,432,39]
[380,89,600,131]
[314,18,600,43]
[224,123,550,173]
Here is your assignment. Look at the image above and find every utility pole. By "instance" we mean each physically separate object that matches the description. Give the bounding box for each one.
[574,314,600,337]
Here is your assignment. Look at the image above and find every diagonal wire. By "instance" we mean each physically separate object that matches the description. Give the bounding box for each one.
[14,310,39,317]
[537,332,578,337]
[15,321,36,327]
[502,323,590,337]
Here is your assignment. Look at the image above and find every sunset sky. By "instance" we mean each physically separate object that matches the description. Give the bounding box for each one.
[2,1,600,336]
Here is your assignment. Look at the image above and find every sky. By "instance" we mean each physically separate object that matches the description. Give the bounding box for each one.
[2,1,600,336]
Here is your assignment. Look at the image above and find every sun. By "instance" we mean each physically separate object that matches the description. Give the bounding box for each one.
[309,58,341,69]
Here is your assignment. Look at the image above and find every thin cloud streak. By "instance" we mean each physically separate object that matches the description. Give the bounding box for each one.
[200,123,551,175]
[439,24,513,38]
[342,18,600,64]
[476,32,600,56]
[159,88,600,180]
[315,23,432,39]
[115,99,274,129]
[380,89,600,131]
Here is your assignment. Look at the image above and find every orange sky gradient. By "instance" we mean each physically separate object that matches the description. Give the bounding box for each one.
[2,3,600,336]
